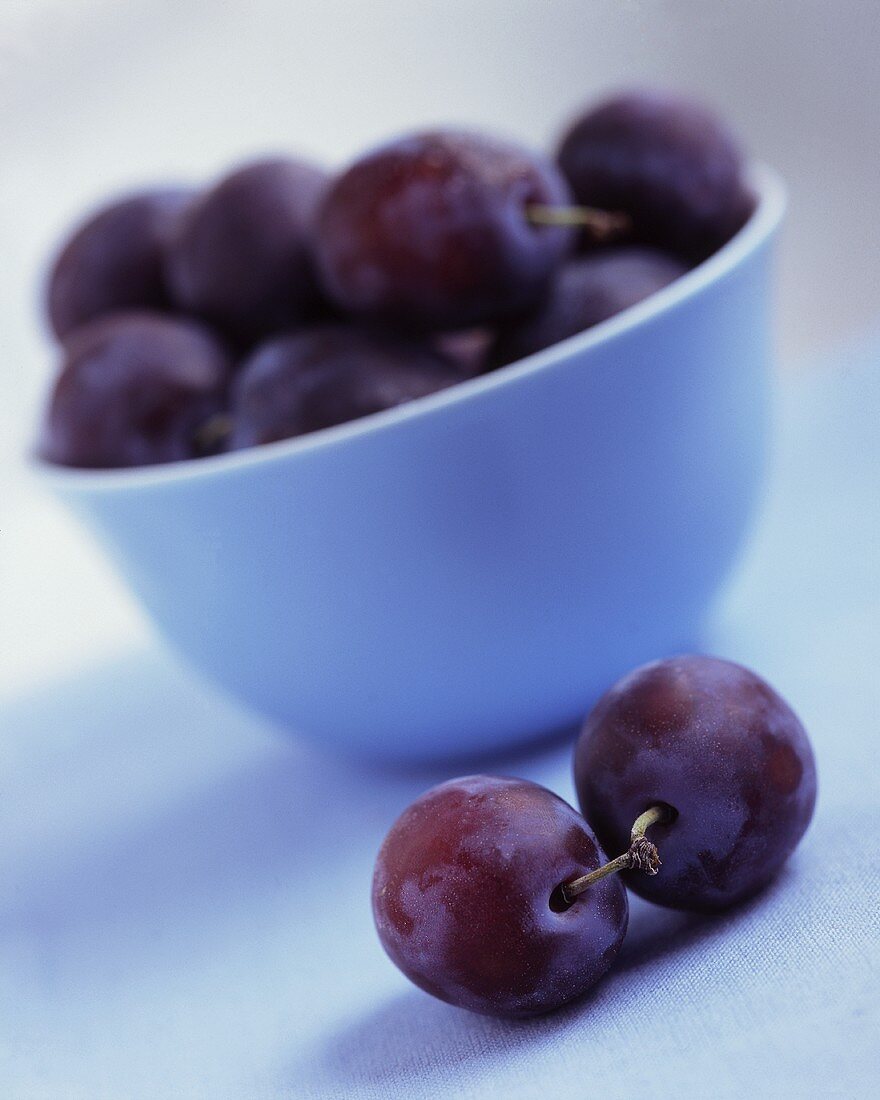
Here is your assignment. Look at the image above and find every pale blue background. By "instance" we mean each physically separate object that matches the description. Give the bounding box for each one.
[1,335,878,1097]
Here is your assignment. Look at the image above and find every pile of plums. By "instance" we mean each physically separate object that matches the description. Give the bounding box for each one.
[373,655,817,1018]
[39,89,754,469]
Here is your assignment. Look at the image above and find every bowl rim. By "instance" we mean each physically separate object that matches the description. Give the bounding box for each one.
[34,163,786,494]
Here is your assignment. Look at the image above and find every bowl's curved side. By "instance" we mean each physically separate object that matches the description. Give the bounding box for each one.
[51,184,779,760]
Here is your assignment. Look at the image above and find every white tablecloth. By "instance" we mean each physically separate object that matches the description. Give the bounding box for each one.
[1,336,878,1098]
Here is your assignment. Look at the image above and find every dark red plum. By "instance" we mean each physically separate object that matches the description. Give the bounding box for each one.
[574,656,817,912]
[315,130,575,330]
[40,312,230,469]
[492,247,687,365]
[372,775,628,1018]
[46,189,192,339]
[165,158,328,345]
[557,90,753,260]
[229,326,459,448]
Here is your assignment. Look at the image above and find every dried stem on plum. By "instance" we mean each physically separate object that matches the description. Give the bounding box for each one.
[526,204,630,239]
[194,412,234,451]
[561,804,673,903]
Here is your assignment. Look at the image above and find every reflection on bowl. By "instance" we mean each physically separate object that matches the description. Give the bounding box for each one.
[39,167,785,761]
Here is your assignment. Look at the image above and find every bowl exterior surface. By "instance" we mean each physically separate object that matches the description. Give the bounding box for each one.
[51,193,779,759]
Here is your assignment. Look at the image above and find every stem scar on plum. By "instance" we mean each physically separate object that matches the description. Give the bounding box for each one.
[550,803,677,912]
[194,412,234,452]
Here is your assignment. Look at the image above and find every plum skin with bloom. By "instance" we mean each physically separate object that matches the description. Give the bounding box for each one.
[228,326,460,447]
[39,311,230,469]
[315,130,575,331]
[574,655,817,913]
[557,89,753,260]
[46,188,192,340]
[165,157,329,345]
[372,775,628,1018]
[492,246,687,366]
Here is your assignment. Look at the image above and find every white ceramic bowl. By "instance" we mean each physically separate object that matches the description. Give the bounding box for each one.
[40,167,785,761]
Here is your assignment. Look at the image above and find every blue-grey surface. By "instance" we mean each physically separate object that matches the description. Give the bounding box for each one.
[1,338,878,1098]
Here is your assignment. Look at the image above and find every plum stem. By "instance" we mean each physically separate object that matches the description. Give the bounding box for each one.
[561,804,673,903]
[526,204,630,239]
[194,412,234,451]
